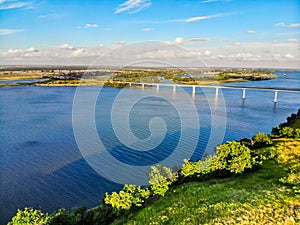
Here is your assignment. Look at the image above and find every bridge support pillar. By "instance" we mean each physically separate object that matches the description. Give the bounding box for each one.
[215,87,219,97]
[142,83,145,89]
[242,89,246,99]
[173,85,176,94]
[129,83,132,87]
[274,91,278,103]
[156,85,159,91]
[192,86,196,95]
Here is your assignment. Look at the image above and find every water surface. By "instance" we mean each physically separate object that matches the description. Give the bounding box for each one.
[0,71,299,224]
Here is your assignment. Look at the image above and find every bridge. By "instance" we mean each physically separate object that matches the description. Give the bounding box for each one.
[121,82,300,103]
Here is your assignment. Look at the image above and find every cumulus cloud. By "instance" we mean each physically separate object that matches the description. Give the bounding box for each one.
[275,22,300,28]
[287,38,298,43]
[85,23,98,28]
[0,29,24,35]
[285,53,295,59]
[136,49,195,59]
[115,0,151,14]
[72,48,84,56]
[1,41,299,68]
[189,38,210,42]
[59,44,76,50]
[174,37,184,45]
[25,47,39,52]
[247,30,256,33]
[204,50,211,55]
[162,37,184,45]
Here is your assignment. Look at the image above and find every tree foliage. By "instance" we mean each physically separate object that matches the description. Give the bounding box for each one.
[104,184,150,211]
[8,207,50,225]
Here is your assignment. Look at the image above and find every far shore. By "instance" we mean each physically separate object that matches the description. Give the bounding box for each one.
[0,67,279,88]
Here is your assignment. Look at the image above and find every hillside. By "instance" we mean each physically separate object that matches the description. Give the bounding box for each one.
[115,138,300,225]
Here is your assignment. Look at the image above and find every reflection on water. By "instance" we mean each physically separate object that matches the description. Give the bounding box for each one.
[0,71,299,224]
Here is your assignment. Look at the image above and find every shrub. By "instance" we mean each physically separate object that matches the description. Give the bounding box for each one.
[48,208,71,225]
[148,165,177,196]
[104,184,150,211]
[279,127,295,137]
[294,128,300,138]
[251,132,273,149]
[180,156,216,178]
[214,141,254,174]
[181,159,201,177]
[84,205,114,225]
[48,207,87,225]
[8,207,50,225]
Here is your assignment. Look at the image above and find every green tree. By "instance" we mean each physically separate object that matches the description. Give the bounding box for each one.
[104,184,150,211]
[8,207,50,225]
[214,141,254,174]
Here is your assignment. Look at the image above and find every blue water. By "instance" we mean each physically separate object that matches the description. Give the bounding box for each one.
[0,79,46,84]
[0,71,300,224]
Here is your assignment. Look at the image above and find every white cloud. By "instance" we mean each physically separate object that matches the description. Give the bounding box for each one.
[247,30,256,34]
[136,49,195,59]
[275,22,300,28]
[85,23,98,28]
[287,38,298,43]
[162,37,184,45]
[115,0,151,14]
[59,44,76,50]
[0,28,24,35]
[0,1,34,10]
[185,14,219,23]
[72,48,84,56]
[142,27,153,31]
[189,38,210,42]
[174,37,184,45]
[25,47,38,53]
[1,41,299,68]
[288,23,300,28]
[114,41,126,45]
[285,53,295,59]
[275,22,286,27]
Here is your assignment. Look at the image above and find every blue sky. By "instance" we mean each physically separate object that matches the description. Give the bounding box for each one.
[0,0,299,67]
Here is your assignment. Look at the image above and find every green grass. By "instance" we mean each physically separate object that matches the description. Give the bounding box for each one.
[113,140,300,225]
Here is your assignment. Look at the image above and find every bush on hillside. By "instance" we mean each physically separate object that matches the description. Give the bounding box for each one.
[104,184,150,212]
[148,165,177,196]
[214,141,254,174]
[84,205,114,225]
[7,207,51,225]
[251,132,273,149]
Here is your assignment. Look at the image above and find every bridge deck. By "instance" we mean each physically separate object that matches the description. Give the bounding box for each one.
[124,82,300,93]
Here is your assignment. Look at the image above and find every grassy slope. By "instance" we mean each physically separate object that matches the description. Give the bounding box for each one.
[114,139,300,225]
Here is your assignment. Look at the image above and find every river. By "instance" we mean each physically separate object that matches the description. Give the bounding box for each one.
[0,70,299,224]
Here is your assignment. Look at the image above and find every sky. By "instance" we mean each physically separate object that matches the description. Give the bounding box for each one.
[0,0,299,68]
